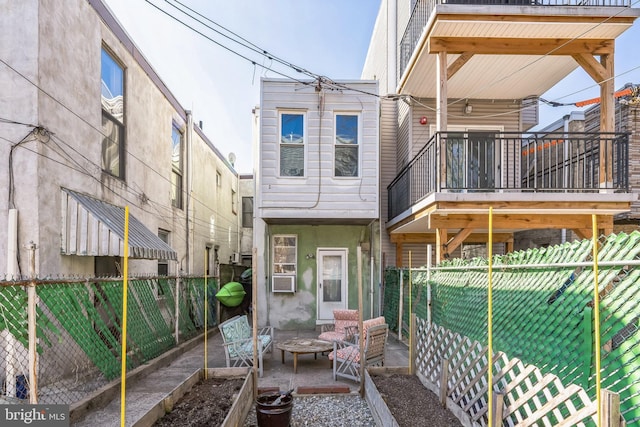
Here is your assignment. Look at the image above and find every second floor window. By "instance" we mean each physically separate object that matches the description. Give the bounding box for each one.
[101,48,125,178]
[335,114,359,177]
[171,124,183,209]
[279,112,304,177]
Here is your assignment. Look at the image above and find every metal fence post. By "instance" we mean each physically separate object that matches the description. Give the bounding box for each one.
[398,270,404,341]
[174,267,180,344]
[27,242,38,403]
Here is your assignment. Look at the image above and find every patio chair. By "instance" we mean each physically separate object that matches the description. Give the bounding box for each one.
[318,309,359,342]
[218,314,274,377]
[329,322,389,383]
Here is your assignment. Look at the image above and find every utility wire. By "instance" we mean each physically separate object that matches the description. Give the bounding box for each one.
[447,0,640,107]
[143,0,313,87]
[0,50,241,229]
[164,0,318,79]
[148,1,383,98]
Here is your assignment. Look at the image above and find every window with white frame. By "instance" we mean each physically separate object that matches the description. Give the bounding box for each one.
[273,235,297,275]
[279,112,305,176]
[171,124,183,209]
[157,229,170,276]
[334,113,359,177]
[101,47,125,178]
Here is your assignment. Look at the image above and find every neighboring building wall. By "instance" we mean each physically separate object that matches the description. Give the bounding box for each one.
[239,174,254,265]
[379,99,398,270]
[0,0,239,277]
[189,126,240,274]
[584,90,640,220]
[361,0,390,93]
[515,91,640,251]
[0,0,40,277]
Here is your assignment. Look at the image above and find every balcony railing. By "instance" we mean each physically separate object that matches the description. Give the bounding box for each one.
[387,132,629,220]
[399,0,632,79]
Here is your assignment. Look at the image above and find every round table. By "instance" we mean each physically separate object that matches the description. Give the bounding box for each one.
[275,338,333,373]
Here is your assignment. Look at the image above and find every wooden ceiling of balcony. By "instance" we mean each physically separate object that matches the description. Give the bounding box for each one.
[388,198,632,264]
[398,8,638,100]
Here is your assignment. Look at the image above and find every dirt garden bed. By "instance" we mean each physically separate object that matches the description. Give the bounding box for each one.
[147,366,462,426]
[143,367,253,427]
[153,377,245,426]
[366,368,462,426]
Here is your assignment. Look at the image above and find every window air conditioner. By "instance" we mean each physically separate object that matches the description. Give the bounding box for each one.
[272,276,295,293]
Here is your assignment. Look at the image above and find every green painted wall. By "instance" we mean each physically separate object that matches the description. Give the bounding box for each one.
[266,224,377,330]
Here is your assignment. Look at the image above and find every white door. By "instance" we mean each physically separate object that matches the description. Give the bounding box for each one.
[317,249,347,320]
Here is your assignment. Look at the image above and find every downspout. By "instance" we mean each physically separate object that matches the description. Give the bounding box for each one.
[185,111,193,274]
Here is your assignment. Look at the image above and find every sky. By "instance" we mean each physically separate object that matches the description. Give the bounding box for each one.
[102,0,640,173]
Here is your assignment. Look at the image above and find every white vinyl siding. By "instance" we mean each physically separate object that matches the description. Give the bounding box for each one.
[411,98,521,189]
[379,98,399,264]
[259,79,379,221]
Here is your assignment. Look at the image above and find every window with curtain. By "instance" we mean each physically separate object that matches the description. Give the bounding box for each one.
[101,48,125,178]
[171,124,183,208]
[279,112,304,176]
[335,114,359,177]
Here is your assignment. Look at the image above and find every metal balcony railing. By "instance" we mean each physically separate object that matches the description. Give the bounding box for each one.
[387,132,629,220]
[398,0,632,79]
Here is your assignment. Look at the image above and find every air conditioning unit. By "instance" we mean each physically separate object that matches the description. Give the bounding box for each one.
[272,276,295,293]
[231,252,241,264]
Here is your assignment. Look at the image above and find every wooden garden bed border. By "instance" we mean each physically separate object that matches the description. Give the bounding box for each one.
[135,367,253,427]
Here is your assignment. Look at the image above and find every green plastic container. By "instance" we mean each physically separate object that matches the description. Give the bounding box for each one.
[215,281,246,307]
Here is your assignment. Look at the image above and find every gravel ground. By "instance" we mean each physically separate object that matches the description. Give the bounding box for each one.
[243,394,375,427]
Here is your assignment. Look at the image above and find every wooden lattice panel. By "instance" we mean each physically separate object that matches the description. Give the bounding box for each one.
[414,318,602,426]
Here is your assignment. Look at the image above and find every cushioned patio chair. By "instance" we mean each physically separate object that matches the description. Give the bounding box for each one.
[318,309,359,342]
[218,314,273,377]
[329,321,389,383]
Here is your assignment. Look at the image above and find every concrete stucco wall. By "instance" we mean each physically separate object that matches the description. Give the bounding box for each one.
[0,0,240,277]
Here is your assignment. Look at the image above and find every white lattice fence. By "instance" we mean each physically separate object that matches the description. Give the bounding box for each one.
[413,317,624,427]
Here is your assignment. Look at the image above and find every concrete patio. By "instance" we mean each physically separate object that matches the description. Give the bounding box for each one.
[71,326,409,426]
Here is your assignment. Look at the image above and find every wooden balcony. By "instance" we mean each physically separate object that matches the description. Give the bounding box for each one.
[386,132,633,261]
[398,0,638,100]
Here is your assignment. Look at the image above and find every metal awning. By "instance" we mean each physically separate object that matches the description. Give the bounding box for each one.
[61,189,177,261]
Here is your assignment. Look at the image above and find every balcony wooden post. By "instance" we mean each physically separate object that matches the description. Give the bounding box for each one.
[600,52,614,188]
[437,51,448,191]
[436,51,448,132]
[396,242,404,267]
[436,228,447,263]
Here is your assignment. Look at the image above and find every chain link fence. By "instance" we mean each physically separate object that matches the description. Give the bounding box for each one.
[0,276,216,405]
[384,231,640,426]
